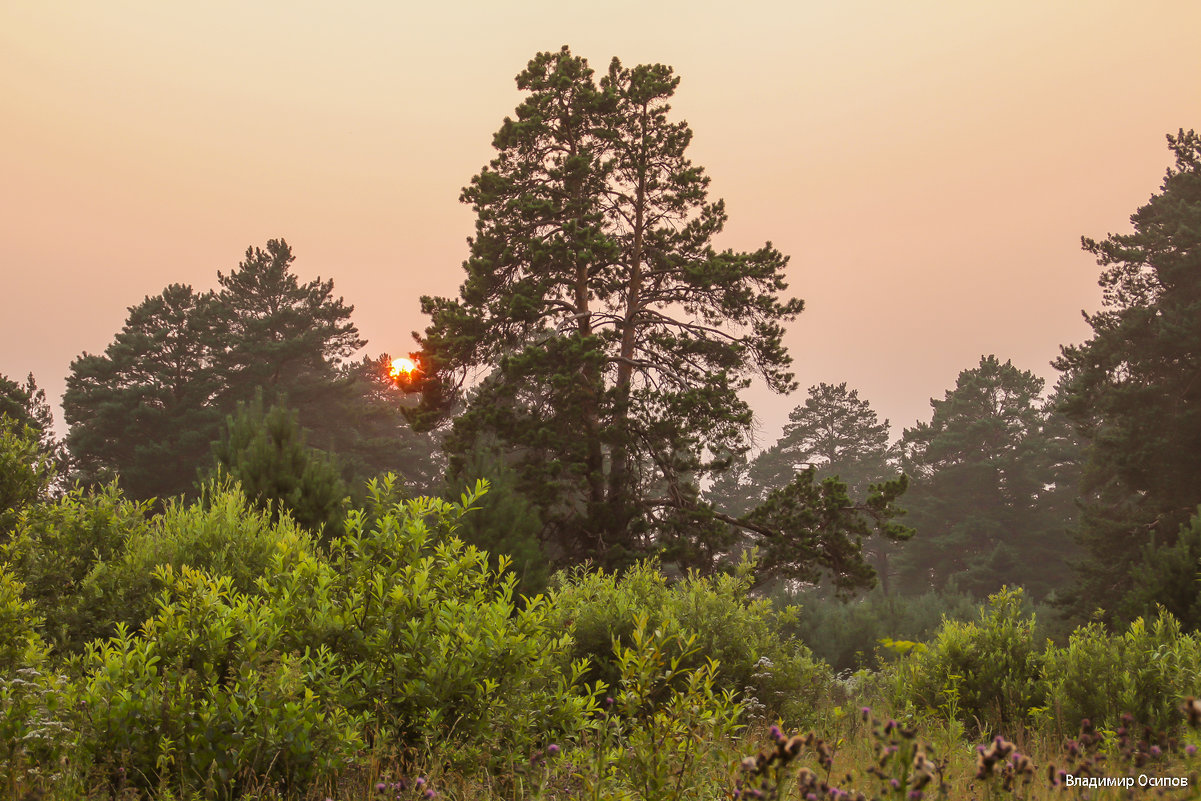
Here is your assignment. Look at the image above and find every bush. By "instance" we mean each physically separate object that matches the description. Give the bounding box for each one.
[75,566,362,794]
[1038,610,1201,734]
[2,483,151,653]
[777,586,981,672]
[263,478,598,767]
[79,480,303,641]
[0,565,72,790]
[549,558,830,724]
[893,587,1042,732]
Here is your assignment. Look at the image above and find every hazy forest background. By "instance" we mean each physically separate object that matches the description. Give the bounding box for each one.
[3,33,1201,801]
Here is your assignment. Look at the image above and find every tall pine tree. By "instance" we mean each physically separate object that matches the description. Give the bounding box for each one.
[417,48,905,586]
[1055,130,1201,621]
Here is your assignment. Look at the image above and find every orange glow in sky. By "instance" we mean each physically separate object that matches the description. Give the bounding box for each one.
[1,2,1199,441]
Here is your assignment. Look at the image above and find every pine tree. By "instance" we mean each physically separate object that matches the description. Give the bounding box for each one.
[64,284,222,499]
[210,391,348,541]
[1055,130,1201,620]
[416,48,904,587]
[895,356,1078,599]
[215,238,364,449]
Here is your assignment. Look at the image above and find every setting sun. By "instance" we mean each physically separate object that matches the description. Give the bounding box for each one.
[389,357,416,378]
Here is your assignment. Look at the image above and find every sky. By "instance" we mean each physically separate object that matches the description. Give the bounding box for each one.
[2,1,1198,446]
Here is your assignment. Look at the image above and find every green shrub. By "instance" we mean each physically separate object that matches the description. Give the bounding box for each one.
[79,480,303,640]
[1038,610,1201,734]
[549,558,830,724]
[264,478,598,766]
[75,565,362,795]
[577,614,744,801]
[2,483,151,652]
[0,565,73,790]
[777,586,980,672]
[893,586,1042,732]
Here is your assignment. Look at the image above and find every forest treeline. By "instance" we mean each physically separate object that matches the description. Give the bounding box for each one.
[6,112,1198,623]
[2,45,1201,799]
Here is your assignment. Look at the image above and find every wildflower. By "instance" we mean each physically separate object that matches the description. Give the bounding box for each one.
[860,706,872,721]
[375,782,386,792]
[770,724,783,741]
[547,743,560,756]
[1187,744,1197,757]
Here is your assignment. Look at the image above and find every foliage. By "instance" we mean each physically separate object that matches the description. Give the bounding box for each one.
[446,439,549,596]
[79,481,297,643]
[548,558,830,724]
[0,417,56,541]
[577,615,744,801]
[1119,507,1201,629]
[0,372,56,453]
[709,383,907,593]
[75,566,362,794]
[714,383,896,517]
[893,587,1043,732]
[896,355,1079,599]
[777,586,981,672]
[262,478,598,767]
[64,242,438,503]
[416,47,806,570]
[2,483,151,653]
[64,283,224,499]
[1039,611,1201,735]
[742,470,911,593]
[210,391,348,541]
[1055,130,1201,622]
[213,239,364,449]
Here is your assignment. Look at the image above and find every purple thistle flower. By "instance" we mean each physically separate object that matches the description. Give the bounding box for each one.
[375,782,386,792]
[1187,744,1198,757]
[548,743,560,756]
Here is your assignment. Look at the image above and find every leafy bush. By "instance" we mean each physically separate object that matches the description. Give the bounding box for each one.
[1038,610,1201,734]
[549,558,830,724]
[576,614,744,801]
[75,566,362,794]
[777,586,981,671]
[79,480,300,641]
[2,483,151,652]
[892,587,1042,731]
[263,478,598,766]
[0,565,72,789]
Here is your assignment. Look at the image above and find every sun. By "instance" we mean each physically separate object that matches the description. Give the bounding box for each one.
[389,357,417,378]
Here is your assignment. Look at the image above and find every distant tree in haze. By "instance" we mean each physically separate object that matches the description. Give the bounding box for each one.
[0,372,55,451]
[63,284,222,499]
[414,47,907,589]
[895,356,1079,599]
[1055,130,1201,622]
[64,242,438,502]
[712,382,896,516]
[214,239,364,446]
[209,391,347,541]
[707,383,904,591]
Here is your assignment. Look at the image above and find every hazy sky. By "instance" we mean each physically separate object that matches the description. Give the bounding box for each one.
[2,2,1198,445]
